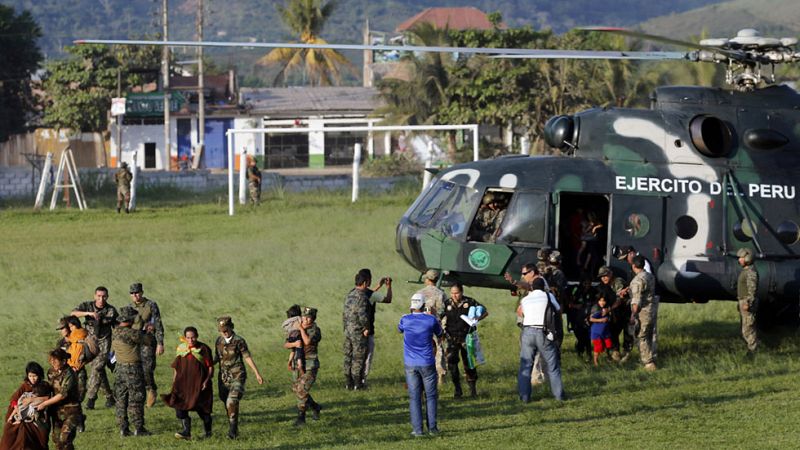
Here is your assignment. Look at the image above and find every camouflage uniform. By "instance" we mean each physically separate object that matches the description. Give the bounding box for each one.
[215,332,251,431]
[48,366,82,450]
[472,207,502,242]
[630,270,658,366]
[115,164,132,212]
[342,288,370,389]
[737,264,759,352]
[247,163,261,206]
[112,324,146,433]
[292,321,321,416]
[73,300,118,404]
[599,274,630,353]
[130,296,164,396]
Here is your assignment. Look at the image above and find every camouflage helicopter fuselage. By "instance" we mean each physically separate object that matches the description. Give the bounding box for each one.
[396,84,800,316]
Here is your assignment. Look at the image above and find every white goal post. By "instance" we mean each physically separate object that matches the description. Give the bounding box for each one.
[225,124,480,216]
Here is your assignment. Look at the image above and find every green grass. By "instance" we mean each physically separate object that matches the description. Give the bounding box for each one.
[1,189,799,449]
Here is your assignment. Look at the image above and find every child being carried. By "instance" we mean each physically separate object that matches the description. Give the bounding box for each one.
[282,304,305,375]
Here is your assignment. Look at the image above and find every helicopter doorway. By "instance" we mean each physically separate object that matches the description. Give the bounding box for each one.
[557,193,610,281]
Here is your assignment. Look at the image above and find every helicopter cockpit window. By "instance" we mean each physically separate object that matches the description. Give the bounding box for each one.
[733,220,757,242]
[407,180,455,227]
[428,184,481,239]
[625,213,651,238]
[495,192,547,244]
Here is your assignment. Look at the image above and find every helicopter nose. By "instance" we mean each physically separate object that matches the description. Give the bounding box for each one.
[395,220,427,272]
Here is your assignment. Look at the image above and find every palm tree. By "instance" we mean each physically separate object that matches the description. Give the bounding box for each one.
[257,0,352,86]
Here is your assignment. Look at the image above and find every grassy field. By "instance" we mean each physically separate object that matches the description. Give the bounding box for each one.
[1,187,799,449]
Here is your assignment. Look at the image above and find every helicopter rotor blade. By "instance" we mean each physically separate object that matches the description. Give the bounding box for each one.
[493,50,692,61]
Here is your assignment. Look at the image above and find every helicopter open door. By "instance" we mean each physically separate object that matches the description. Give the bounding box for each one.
[554,193,610,280]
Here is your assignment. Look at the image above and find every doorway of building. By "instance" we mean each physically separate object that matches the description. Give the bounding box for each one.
[144,143,157,169]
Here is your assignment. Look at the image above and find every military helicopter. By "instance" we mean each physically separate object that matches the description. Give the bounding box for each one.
[81,27,800,323]
[395,28,800,325]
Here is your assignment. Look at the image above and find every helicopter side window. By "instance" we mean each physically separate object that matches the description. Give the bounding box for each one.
[496,192,547,244]
[468,190,512,242]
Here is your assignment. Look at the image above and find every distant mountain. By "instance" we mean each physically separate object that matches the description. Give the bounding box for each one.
[640,0,800,41]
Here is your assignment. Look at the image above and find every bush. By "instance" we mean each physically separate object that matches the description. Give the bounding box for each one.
[361,152,423,177]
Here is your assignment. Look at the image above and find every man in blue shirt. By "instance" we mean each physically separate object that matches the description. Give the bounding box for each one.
[398,293,443,437]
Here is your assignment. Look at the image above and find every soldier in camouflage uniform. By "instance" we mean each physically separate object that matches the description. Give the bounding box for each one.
[127,282,164,408]
[215,316,264,439]
[246,157,261,206]
[468,193,506,242]
[343,271,371,390]
[112,306,150,436]
[737,248,759,352]
[37,348,82,450]
[285,307,323,426]
[71,286,117,410]
[415,269,448,384]
[115,162,132,213]
[629,255,658,371]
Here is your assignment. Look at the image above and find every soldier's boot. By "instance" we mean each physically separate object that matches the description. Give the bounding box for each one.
[227,419,238,440]
[133,427,152,436]
[77,414,86,433]
[468,381,478,398]
[294,410,306,427]
[146,389,156,408]
[452,375,463,398]
[175,417,191,440]
[85,397,96,410]
[116,207,121,214]
[345,375,354,390]
[125,207,129,214]
[105,395,116,408]
[309,399,322,421]
[119,420,130,437]
[200,414,212,438]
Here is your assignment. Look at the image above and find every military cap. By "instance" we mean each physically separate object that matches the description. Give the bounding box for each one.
[549,251,562,264]
[617,245,635,260]
[423,269,440,281]
[410,293,425,310]
[121,161,128,168]
[217,316,234,331]
[56,317,68,330]
[597,266,613,278]
[117,306,138,324]
[301,307,317,319]
[129,282,143,294]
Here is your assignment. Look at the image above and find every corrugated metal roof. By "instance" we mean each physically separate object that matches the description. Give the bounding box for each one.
[241,87,381,117]
[396,7,499,32]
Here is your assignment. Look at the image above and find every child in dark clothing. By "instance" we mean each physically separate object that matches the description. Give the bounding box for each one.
[589,294,612,367]
[283,304,305,375]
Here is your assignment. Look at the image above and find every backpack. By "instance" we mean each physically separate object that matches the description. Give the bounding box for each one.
[543,293,564,343]
[80,334,100,363]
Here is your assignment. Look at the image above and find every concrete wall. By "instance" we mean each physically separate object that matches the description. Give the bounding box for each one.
[0,166,412,200]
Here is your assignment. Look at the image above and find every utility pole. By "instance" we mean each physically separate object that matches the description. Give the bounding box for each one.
[197,0,205,167]
[116,69,122,167]
[162,0,171,171]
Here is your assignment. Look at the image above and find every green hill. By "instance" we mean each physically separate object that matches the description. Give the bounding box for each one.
[640,0,800,41]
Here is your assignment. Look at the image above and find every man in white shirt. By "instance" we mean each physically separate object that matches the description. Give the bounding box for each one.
[509,265,565,402]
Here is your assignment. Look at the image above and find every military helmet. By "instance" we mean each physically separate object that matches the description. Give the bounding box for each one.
[737,248,754,264]
[536,247,551,261]
[217,316,234,331]
[549,251,562,265]
[481,193,495,205]
[121,161,128,168]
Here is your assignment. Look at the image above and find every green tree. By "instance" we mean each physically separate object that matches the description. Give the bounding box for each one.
[257,0,352,86]
[0,5,42,141]
[42,43,160,133]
